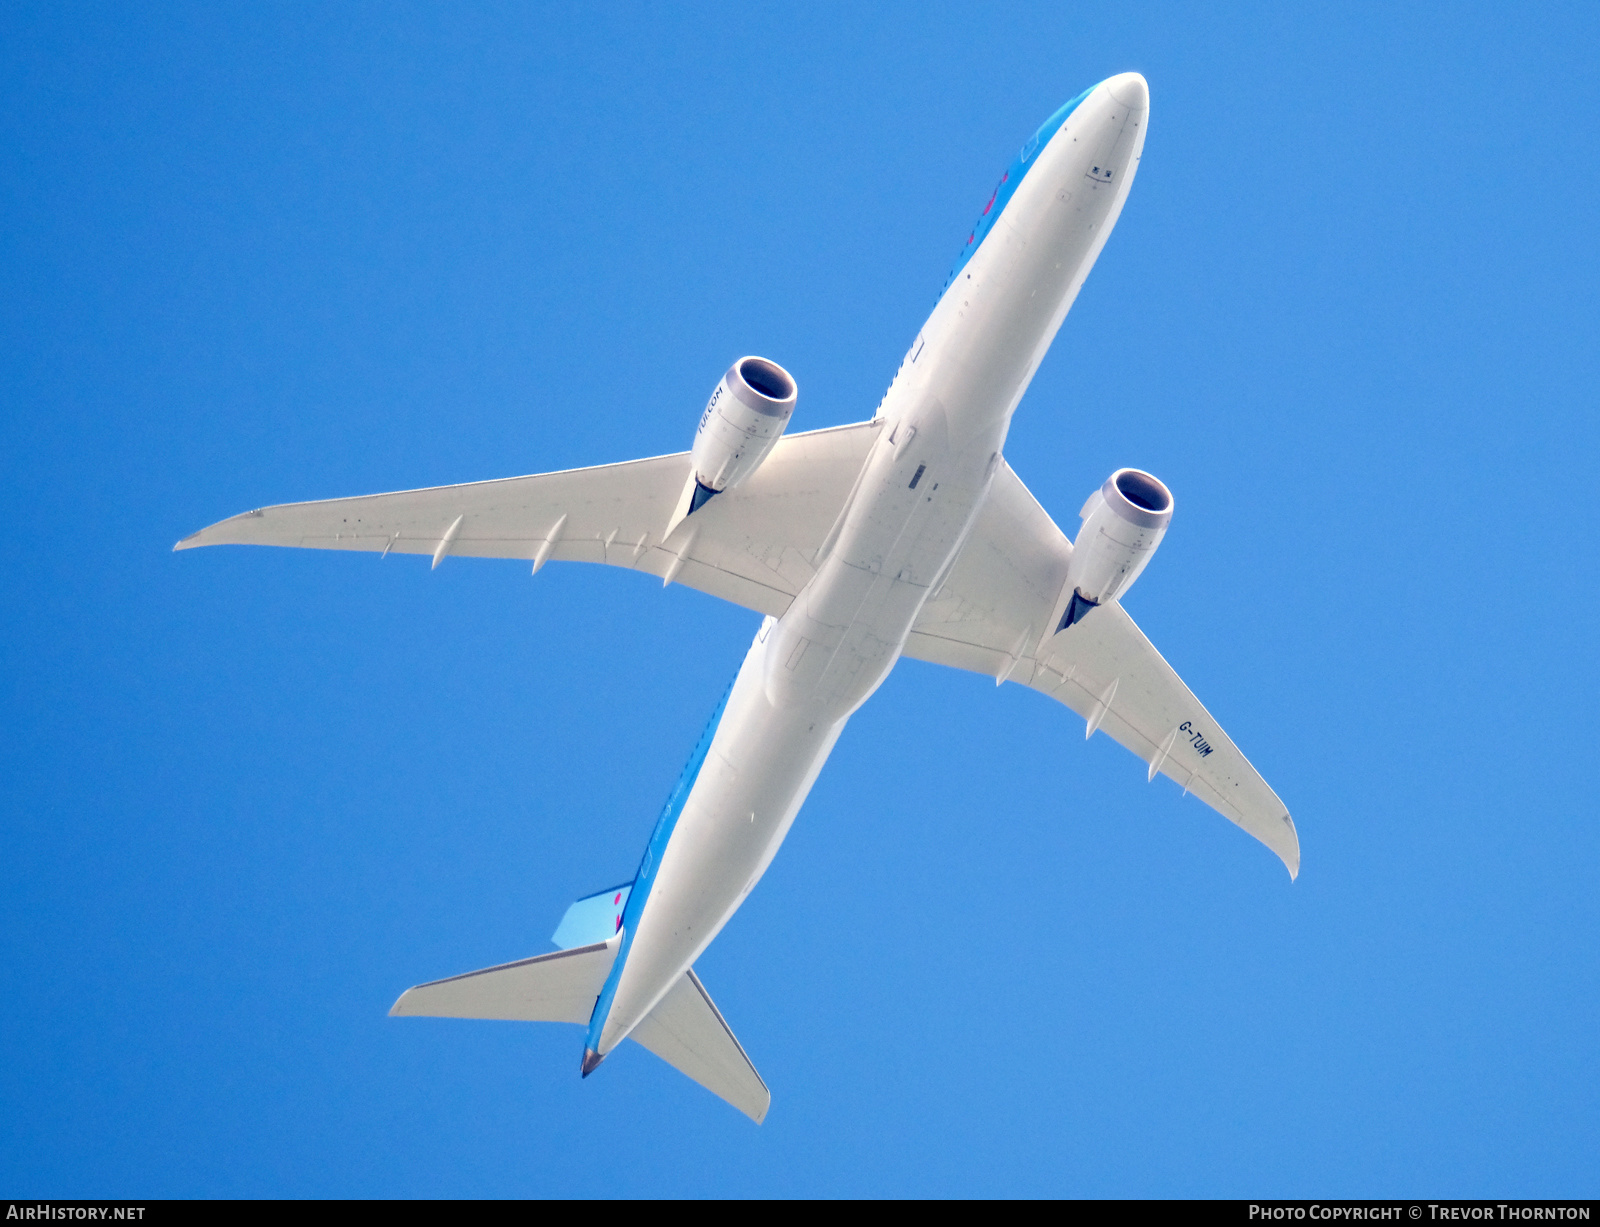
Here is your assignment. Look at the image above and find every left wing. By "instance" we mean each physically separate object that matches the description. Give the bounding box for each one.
[906,461,1299,877]
[176,420,883,618]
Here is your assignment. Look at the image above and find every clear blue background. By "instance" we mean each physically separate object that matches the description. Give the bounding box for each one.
[3,1,1596,1198]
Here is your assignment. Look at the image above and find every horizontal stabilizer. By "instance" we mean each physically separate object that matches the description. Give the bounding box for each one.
[631,969,770,1124]
[390,941,768,1122]
[389,938,617,1024]
[551,884,631,950]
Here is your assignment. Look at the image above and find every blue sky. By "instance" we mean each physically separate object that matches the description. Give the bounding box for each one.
[3,1,1597,1198]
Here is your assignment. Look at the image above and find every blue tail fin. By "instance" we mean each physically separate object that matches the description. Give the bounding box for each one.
[552,884,632,949]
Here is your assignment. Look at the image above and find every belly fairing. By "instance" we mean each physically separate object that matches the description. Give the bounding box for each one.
[763,398,999,719]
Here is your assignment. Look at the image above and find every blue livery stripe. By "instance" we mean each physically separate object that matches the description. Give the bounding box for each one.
[584,681,735,1049]
[937,84,1096,299]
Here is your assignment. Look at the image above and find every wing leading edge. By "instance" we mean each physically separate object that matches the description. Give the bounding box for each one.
[907,460,1299,877]
[176,420,883,618]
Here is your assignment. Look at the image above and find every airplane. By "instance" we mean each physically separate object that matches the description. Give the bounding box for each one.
[176,72,1296,1124]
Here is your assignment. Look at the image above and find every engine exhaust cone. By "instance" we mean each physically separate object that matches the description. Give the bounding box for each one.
[689,480,718,515]
[580,1048,605,1077]
[1058,589,1100,632]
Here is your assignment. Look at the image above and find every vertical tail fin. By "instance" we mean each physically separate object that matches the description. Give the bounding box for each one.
[551,884,632,949]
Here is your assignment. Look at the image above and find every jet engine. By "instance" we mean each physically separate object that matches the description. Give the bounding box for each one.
[1058,468,1173,629]
[683,356,797,515]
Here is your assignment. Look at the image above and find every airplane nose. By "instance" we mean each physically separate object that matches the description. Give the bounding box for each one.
[1105,72,1149,110]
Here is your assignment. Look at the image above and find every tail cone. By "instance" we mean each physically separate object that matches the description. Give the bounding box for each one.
[580,1048,605,1077]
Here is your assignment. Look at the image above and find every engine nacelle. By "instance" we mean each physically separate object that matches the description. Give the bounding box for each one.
[1058,468,1173,629]
[685,356,797,513]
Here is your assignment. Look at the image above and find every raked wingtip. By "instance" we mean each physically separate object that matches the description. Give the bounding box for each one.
[173,514,238,550]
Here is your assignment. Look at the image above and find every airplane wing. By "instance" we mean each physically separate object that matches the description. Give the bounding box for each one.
[175,420,884,618]
[906,461,1299,877]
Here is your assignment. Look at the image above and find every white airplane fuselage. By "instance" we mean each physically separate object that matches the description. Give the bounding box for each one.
[588,74,1151,1061]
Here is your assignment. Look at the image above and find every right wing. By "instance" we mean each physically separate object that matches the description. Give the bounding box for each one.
[176,420,884,618]
[907,461,1299,877]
